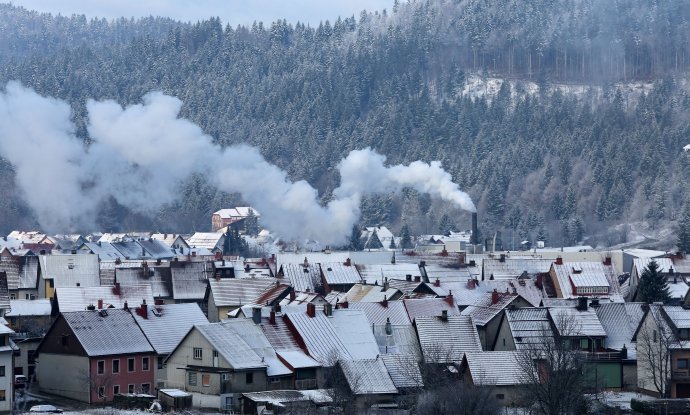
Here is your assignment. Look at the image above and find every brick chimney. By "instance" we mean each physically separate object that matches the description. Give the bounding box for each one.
[467,279,476,289]
[307,303,316,318]
[97,299,103,310]
[434,278,441,287]
[340,300,349,309]
[491,289,499,305]
[603,256,612,266]
[269,310,276,324]
[344,258,352,266]
[112,282,121,296]
[555,257,563,265]
[414,275,421,282]
[381,295,388,308]
[138,300,148,319]
[289,291,296,301]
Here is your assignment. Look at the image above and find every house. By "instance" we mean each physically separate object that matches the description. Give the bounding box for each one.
[0,272,9,317]
[38,254,100,299]
[403,297,460,323]
[164,320,271,411]
[238,389,332,414]
[187,232,226,252]
[547,258,622,301]
[493,307,554,352]
[633,304,690,398]
[35,309,156,403]
[356,263,422,284]
[206,279,285,322]
[461,290,531,350]
[151,234,190,252]
[78,241,125,261]
[338,357,398,409]
[360,226,395,250]
[0,253,39,300]
[132,302,208,387]
[6,298,52,335]
[0,324,14,412]
[170,260,212,305]
[349,301,420,356]
[115,263,173,301]
[460,351,527,405]
[320,262,362,293]
[595,302,645,389]
[342,283,403,303]
[278,261,322,293]
[212,208,260,232]
[14,336,41,383]
[482,257,553,280]
[414,315,482,363]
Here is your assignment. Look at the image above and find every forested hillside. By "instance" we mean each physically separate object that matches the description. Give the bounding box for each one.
[0,0,689,249]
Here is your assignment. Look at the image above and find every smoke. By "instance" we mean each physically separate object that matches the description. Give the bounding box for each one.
[0,82,475,244]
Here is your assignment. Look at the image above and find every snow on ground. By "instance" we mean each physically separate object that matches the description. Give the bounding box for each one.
[590,390,655,411]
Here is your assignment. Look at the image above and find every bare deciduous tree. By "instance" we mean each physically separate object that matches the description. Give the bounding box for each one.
[636,308,679,398]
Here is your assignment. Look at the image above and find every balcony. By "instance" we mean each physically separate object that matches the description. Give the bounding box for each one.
[584,351,622,362]
[295,379,317,390]
[672,370,690,380]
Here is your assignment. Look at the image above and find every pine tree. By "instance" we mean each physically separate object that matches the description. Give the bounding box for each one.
[677,205,690,253]
[637,260,671,304]
[389,236,397,250]
[349,225,364,251]
[400,225,413,249]
[364,229,383,250]
[244,208,259,236]
[438,214,455,236]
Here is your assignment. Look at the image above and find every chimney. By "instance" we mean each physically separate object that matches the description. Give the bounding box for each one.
[491,289,499,305]
[289,291,296,301]
[385,317,392,335]
[340,301,349,309]
[214,251,222,260]
[406,274,412,282]
[269,310,276,324]
[344,258,352,266]
[154,298,164,306]
[434,278,440,287]
[303,257,309,268]
[97,299,103,310]
[113,282,121,295]
[251,307,262,324]
[324,303,333,317]
[445,290,454,305]
[499,253,506,262]
[555,257,563,265]
[471,212,478,245]
[123,301,128,310]
[139,300,148,319]
[383,277,389,291]
[621,344,628,359]
[87,304,96,311]
[419,260,426,268]
[441,309,448,321]
[603,256,612,266]
[307,303,316,318]
[381,295,388,308]
[156,258,161,265]
[414,275,421,282]
[467,279,476,289]
[577,296,588,311]
[191,251,196,257]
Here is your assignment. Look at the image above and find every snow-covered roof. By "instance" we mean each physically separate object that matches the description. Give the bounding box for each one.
[209,278,279,307]
[633,257,675,274]
[461,291,522,326]
[373,324,421,357]
[280,263,321,292]
[403,298,460,322]
[551,261,617,298]
[548,307,606,337]
[321,263,362,285]
[343,284,401,303]
[357,263,422,283]
[214,207,260,219]
[240,390,332,407]
[55,284,154,313]
[80,242,125,260]
[595,302,645,351]
[506,308,554,350]
[339,358,398,395]
[276,349,320,369]
[224,318,291,377]
[195,322,267,370]
[132,303,208,355]
[170,261,211,301]
[61,309,154,356]
[7,299,51,316]
[349,301,411,325]
[39,254,100,288]
[463,351,527,386]
[187,232,224,250]
[483,258,553,279]
[380,354,423,388]
[415,315,481,363]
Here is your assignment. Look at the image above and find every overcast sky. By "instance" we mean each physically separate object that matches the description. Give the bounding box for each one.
[8,0,394,26]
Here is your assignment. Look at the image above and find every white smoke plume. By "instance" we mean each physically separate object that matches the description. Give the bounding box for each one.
[0,82,475,244]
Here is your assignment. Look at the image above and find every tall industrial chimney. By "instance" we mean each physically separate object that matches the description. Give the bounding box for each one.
[471,212,478,245]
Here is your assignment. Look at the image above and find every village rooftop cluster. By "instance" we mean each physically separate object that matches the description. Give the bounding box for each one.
[0,211,688,413]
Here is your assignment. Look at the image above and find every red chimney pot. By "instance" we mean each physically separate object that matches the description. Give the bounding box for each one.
[491,289,499,305]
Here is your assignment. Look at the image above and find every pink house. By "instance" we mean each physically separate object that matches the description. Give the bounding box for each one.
[36,308,155,404]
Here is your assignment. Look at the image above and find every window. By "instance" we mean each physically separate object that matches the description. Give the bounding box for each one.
[142,357,150,371]
[128,384,135,394]
[679,359,689,369]
[97,360,105,375]
[246,372,253,384]
[112,359,120,374]
[28,350,36,365]
[188,372,197,386]
[141,384,150,394]
[98,386,105,398]
[224,397,233,410]
[680,329,690,340]
[193,348,202,360]
[202,374,211,387]
[269,377,281,384]
[0,366,4,377]
[496,394,505,400]
[113,385,120,395]
[9,293,15,300]
[0,390,5,401]
[128,358,135,372]
[157,356,164,370]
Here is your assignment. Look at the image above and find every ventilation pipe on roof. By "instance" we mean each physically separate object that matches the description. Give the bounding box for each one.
[603,256,612,266]
[154,298,164,306]
[252,307,262,324]
[414,276,421,283]
[383,278,389,292]
[500,254,506,263]
[385,317,392,335]
[86,304,96,311]
[289,291,296,301]
[113,282,121,296]
[576,296,588,311]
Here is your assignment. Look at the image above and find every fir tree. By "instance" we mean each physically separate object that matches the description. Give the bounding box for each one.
[637,260,671,304]
[244,208,259,236]
[364,229,383,250]
[389,236,397,250]
[438,214,455,236]
[677,205,690,253]
[400,225,413,249]
[349,224,364,251]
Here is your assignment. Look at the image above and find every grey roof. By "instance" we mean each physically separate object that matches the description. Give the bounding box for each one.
[483,258,553,279]
[137,239,174,260]
[39,254,100,288]
[0,256,39,290]
[380,354,423,388]
[222,319,291,376]
[56,284,154,313]
[339,358,398,395]
[373,324,421,357]
[280,263,322,292]
[322,263,362,285]
[403,298,461,322]
[349,301,411,325]
[111,241,147,260]
[343,284,401,303]
[506,308,554,350]
[209,278,278,307]
[62,309,154,356]
[548,307,606,337]
[551,262,620,299]
[170,261,211,300]
[80,242,125,260]
[115,266,172,298]
[196,322,267,370]
[461,292,522,326]
[595,302,645,350]
[240,389,332,406]
[133,303,208,354]
[357,263,422,283]
[187,232,224,250]
[463,351,526,386]
[663,305,690,329]
[415,315,482,363]
[329,310,381,360]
